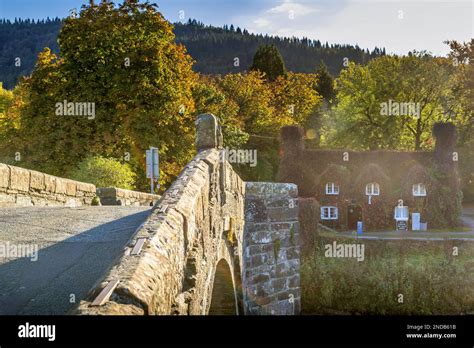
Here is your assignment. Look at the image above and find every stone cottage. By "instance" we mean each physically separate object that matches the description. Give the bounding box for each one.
[277,123,462,231]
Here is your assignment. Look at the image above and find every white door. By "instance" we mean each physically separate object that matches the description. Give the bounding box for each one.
[412,213,421,231]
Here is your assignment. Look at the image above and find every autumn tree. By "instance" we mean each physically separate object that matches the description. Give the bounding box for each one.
[198,71,321,181]
[0,83,12,115]
[14,1,196,190]
[192,75,248,149]
[269,72,321,132]
[0,80,27,162]
[324,53,459,151]
[0,83,13,154]
[446,39,474,144]
[446,39,474,201]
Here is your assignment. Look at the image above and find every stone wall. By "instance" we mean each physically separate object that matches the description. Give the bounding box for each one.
[73,113,301,316]
[96,187,160,207]
[74,114,246,315]
[75,147,246,315]
[0,163,96,207]
[243,182,300,315]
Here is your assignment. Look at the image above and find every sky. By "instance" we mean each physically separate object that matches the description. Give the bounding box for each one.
[0,0,472,56]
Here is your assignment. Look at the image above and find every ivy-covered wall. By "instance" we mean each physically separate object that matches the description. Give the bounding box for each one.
[277,123,462,230]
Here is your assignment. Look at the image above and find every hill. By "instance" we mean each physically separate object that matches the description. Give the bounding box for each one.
[0,18,386,89]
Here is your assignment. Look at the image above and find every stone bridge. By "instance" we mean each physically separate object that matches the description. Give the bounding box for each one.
[0,114,301,315]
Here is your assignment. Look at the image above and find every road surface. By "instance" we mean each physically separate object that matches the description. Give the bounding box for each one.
[0,206,151,315]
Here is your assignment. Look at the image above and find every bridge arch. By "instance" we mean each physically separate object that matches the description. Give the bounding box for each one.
[75,114,300,316]
[209,259,237,315]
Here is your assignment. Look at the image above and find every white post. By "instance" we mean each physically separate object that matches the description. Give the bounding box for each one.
[150,165,154,194]
[146,147,159,194]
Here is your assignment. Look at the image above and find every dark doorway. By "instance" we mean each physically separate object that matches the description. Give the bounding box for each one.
[347,203,363,230]
[208,259,237,315]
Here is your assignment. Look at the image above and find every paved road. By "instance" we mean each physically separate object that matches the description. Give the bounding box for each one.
[0,206,151,315]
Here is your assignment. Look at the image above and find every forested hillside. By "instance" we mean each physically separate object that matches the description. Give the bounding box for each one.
[173,20,385,75]
[0,18,385,89]
[0,2,471,199]
[0,18,61,89]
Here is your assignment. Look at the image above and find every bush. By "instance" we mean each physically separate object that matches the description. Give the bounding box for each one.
[301,236,474,314]
[70,156,136,190]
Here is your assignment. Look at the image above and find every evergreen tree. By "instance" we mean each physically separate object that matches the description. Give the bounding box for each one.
[249,44,287,81]
[315,61,335,102]
[0,18,386,89]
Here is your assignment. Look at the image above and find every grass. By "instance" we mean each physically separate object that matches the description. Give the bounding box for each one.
[425,227,471,233]
[301,236,474,315]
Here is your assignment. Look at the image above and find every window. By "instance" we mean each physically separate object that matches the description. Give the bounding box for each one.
[394,206,409,220]
[365,183,380,196]
[321,206,338,220]
[325,182,339,195]
[412,183,426,197]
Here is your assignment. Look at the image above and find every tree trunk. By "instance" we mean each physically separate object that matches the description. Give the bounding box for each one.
[414,117,422,151]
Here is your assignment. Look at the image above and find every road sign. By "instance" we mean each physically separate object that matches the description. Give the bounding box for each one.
[146,147,159,194]
[146,148,159,179]
[396,220,408,231]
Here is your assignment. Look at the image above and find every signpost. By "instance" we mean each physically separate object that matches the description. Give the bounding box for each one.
[146,147,159,194]
[396,220,408,231]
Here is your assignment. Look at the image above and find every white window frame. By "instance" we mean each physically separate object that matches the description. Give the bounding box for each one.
[321,206,338,220]
[394,206,409,220]
[412,183,426,197]
[325,182,339,195]
[365,182,380,196]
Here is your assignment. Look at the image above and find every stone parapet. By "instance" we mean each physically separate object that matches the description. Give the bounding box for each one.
[72,114,301,316]
[74,148,246,315]
[96,187,160,206]
[0,163,96,207]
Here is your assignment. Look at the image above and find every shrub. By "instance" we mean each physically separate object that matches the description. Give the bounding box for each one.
[70,156,136,190]
[91,196,101,206]
[301,237,474,314]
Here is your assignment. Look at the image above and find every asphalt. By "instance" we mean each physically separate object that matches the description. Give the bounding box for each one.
[0,206,151,315]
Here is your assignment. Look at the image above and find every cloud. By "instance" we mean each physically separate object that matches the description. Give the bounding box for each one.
[267,0,320,16]
[232,0,472,56]
[253,17,272,29]
[240,0,328,36]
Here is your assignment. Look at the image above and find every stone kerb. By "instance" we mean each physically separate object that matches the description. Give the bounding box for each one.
[96,187,160,206]
[243,182,301,315]
[0,163,96,207]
